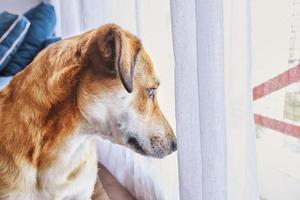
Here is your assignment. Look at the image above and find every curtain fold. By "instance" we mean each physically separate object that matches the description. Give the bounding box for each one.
[195,0,227,199]
[224,0,259,199]
[171,0,227,199]
[170,0,203,198]
[171,0,259,199]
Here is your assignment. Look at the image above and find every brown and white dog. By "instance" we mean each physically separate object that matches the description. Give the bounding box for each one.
[0,24,176,199]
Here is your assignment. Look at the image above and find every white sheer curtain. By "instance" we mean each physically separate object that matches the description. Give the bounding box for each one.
[47,0,138,37]
[171,0,259,200]
[170,0,227,199]
[224,0,259,199]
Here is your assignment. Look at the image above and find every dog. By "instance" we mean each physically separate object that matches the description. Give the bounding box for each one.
[0,24,177,199]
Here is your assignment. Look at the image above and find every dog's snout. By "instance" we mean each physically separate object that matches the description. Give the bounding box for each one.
[171,139,177,151]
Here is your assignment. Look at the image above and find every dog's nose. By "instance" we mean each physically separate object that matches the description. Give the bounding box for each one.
[171,139,177,151]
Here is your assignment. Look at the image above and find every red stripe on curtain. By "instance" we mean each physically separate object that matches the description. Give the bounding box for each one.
[254,114,300,138]
[253,64,300,101]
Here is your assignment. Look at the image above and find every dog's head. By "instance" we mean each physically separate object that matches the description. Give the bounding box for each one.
[78,24,176,158]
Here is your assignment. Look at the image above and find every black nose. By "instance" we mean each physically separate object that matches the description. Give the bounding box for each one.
[171,139,177,151]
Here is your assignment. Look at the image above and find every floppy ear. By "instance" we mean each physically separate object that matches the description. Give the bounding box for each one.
[88,24,141,93]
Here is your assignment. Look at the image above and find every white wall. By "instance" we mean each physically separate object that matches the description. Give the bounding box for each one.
[0,0,41,14]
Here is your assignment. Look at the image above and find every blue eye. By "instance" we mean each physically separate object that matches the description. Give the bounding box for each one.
[148,88,156,99]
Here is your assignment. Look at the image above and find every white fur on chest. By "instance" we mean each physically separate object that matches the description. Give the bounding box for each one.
[39,134,98,200]
[10,134,98,200]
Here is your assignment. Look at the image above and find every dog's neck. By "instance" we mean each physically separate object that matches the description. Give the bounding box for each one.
[0,68,85,172]
[0,35,96,168]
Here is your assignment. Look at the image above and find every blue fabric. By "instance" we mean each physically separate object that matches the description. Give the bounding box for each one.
[42,36,61,48]
[0,12,30,72]
[0,12,18,36]
[1,2,56,76]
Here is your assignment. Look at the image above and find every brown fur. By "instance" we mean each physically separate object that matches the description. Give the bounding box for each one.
[0,33,86,194]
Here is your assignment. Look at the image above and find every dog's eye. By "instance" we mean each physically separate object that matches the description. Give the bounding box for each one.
[148,88,156,99]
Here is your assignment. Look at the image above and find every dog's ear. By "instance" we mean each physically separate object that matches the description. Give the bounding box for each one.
[88,24,141,93]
